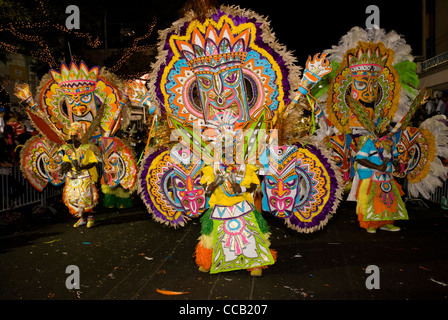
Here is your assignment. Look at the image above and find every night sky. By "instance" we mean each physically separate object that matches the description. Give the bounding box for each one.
[97,0,424,64]
[3,0,424,69]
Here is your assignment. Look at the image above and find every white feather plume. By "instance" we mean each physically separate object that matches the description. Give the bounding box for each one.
[407,115,448,199]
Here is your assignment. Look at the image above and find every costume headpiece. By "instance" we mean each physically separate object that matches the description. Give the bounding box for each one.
[314,27,420,134]
[50,61,99,94]
[68,121,86,138]
[174,21,250,72]
[347,46,388,77]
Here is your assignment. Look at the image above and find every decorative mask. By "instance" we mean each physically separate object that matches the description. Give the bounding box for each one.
[325,40,400,134]
[20,136,66,191]
[261,143,343,233]
[100,137,137,189]
[394,127,430,180]
[139,148,207,227]
[154,11,297,129]
[329,133,354,184]
[347,47,388,103]
[262,145,299,218]
[347,46,389,131]
[171,149,206,218]
[50,62,100,126]
[35,61,124,142]
[173,19,250,125]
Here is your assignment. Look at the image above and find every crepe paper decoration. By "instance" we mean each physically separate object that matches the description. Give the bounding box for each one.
[15,61,128,143]
[209,205,275,274]
[15,60,137,216]
[262,142,343,233]
[20,135,65,191]
[100,137,138,190]
[390,88,428,134]
[321,27,419,134]
[138,148,207,227]
[347,96,377,135]
[14,83,66,144]
[329,133,355,184]
[397,116,448,199]
[156,289,189,295]
[292,53,332,104]
[151,5,301,128]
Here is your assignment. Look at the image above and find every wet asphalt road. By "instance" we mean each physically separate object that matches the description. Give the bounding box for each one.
[1,196,447,315]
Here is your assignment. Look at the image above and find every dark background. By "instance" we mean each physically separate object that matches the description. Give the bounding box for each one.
[1,0,423,73]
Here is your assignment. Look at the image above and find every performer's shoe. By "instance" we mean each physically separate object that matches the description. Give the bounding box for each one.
[250,268,262,277]
[366,227,376,234]
[198,266,210,273]
[379,224,400,232]
[86,217,95,228]
[73,218,86,228]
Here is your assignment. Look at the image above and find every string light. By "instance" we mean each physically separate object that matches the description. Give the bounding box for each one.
[0,0,103,68]
[1,0,156,81]
[110,18,157,73]
[0,83,12,111]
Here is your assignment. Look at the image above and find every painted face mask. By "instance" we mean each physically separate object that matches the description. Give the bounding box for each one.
[174,21,250,124]
[260,143,343,233]
[394,127,429,179]
[42,61,123,142]
[156,13,294,133]
[171,149,206,218]
[324,38,400,135]
[50,62,99,126]
[262,145,299,218]
[100,137,137,189]
[20,136,66,191]
[139,148,208,227]
[347,46,388,129]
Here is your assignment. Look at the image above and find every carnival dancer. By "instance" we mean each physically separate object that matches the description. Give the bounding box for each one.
[355,127,407,233]
[196,161,276,276]
[61,122,99,228]
[14,60,137,226]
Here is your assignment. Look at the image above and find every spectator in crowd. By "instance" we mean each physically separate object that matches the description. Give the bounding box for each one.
[6,110,25,137]
[425,95,437,116]
[0,125,16,167]
[437,92,448,116]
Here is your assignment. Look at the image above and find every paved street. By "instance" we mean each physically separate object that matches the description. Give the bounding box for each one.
[1,195,447,314]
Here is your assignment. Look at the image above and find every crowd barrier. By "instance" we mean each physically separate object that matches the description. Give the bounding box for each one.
[430,177,448,206]
[0,165,62,213]
[1,163,446,215]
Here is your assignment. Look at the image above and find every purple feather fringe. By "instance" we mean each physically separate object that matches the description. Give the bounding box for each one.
[139,147,186,227]
[155,9,293,114]
[286,143,339,231]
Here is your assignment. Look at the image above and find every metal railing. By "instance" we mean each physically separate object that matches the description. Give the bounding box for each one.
[430,176,448,206]
[420,50,448,73]
[0,165,62,213]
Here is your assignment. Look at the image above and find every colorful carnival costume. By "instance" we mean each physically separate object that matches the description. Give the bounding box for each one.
[61,122,100,227]
[101,184,133,209]
[355,132,407,233]
[138,2,344,276]
[14,61,138,226]
[309,26,448,231]
[312,27,424,188]
[197,163,275,275]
